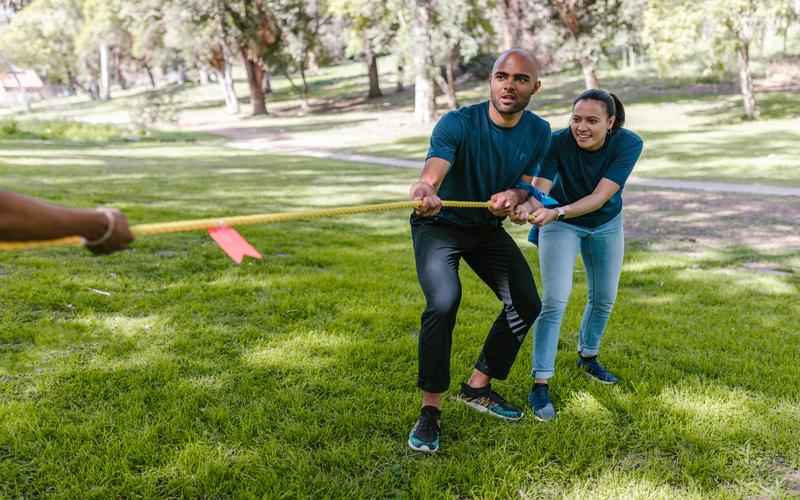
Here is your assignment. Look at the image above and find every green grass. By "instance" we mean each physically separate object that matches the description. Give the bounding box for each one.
[1,138,799,497]
[0,118,219,144]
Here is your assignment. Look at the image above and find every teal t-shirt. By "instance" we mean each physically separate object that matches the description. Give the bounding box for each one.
[537,127,643,228]
[426,101,551,227]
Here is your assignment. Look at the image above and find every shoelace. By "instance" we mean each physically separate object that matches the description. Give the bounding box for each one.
[586,359,608,375]
[486,390,508,405]
[531,386,550,407]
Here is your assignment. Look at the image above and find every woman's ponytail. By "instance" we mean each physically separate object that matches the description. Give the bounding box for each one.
[609,93,625,131]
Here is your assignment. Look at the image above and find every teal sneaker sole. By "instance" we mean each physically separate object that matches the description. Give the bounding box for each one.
[408,435,439,453]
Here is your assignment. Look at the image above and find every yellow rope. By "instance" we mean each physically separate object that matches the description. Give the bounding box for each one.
[0,200,490,252]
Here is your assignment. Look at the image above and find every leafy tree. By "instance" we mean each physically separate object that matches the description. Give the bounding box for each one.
[429,0,493,109]
[644,0,777,119]
[0,0,83,93]
[330,0,396,98]
[544,0,627,89]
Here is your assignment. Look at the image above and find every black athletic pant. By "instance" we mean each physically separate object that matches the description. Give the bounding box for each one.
[411,217,542,393]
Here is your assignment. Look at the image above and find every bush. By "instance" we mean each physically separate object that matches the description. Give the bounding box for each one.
[129,90,179,135]
[0,119,130,142]
[0,118,20,138]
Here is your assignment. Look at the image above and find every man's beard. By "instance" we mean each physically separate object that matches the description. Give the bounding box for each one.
[490,92,530,116]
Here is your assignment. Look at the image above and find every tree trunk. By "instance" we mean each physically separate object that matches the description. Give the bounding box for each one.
[298,65,310,111]
[307,49,320,73]
[737,41,759,120]
[581,57,599,89]
[444,50,458,109]
[241,49,267,115]
[364,32,382,98]
[176,64,187,85]
[497,0,523,50]
[433,48,458,110]
[143,63,156,88]
[413,0,435,123]
[114,49,127,90]
[263,69,272,94]
[88,80,100,101]
[220,61,240,114]
[65,67,77,95]
[396,61,404,92]
[99,41,111,100]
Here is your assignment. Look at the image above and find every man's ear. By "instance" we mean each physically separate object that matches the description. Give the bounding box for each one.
[532,80,542,95]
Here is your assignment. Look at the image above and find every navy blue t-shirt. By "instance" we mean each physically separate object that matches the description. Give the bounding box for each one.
[426,101,551,227]
[537,127,643,228]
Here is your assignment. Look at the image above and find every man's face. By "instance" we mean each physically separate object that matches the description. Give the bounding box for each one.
[489,54,540,116]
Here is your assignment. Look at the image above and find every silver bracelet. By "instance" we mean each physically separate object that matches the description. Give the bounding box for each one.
[83,208,115,246]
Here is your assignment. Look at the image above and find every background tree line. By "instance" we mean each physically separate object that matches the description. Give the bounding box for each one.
[0,0,797,121]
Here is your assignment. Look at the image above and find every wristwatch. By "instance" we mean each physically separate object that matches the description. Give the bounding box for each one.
[555,206,567,221]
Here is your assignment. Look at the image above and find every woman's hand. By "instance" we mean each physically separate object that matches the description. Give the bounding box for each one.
[530,207,559,226]
[510,199,543,224]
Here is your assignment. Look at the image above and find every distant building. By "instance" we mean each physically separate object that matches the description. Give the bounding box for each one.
[0,67,44,107]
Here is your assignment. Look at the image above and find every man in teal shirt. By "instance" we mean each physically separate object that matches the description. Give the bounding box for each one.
[407,49,551,453]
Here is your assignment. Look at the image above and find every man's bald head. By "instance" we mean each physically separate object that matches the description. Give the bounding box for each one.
[488,49,542,120]
[491,49,540,79]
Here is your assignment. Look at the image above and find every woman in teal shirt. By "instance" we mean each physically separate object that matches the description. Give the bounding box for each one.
[513,89,643,421]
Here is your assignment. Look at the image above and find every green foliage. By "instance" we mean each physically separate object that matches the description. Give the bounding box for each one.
[0,119,126,141]
[129,91,180,134]
[644,0,784,77]
[0,0,83,86]
[0,118,19,136]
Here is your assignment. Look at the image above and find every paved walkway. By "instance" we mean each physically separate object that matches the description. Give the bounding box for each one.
[228,140,800,198]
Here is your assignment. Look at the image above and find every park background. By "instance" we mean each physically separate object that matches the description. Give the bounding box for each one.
[1,0,799,497]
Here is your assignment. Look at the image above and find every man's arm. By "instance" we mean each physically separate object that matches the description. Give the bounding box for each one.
[409,158,450,217]
[0,192,133,254]
[488,176,535,217]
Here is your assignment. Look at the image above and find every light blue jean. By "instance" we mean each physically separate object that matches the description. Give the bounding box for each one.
[532,213,624,380]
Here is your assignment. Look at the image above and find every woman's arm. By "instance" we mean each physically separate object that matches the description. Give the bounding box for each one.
[529,178,620,226]
[510,176,554,223]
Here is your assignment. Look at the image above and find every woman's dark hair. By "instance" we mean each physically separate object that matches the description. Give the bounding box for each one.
[572,89,625,132]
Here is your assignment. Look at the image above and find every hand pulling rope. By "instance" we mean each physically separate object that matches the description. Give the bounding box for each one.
[0,200,491,251]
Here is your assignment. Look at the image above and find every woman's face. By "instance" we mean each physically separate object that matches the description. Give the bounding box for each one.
[570,99,615,151]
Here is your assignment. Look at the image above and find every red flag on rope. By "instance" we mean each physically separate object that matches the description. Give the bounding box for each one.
[208,226,262,264]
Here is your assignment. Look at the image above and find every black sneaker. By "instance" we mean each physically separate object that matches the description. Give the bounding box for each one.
[577,355,619,384]
[527,383,556,422]
[456,383,524,421]
[408,406,441,453]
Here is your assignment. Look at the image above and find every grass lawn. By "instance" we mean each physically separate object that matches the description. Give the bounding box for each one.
[1,138,800,497]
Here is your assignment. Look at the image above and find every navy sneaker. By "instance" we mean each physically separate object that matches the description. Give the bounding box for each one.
[527,383,556,422]
[577,355,619,384]
[408,406,441,453]
[456,383,524,421]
